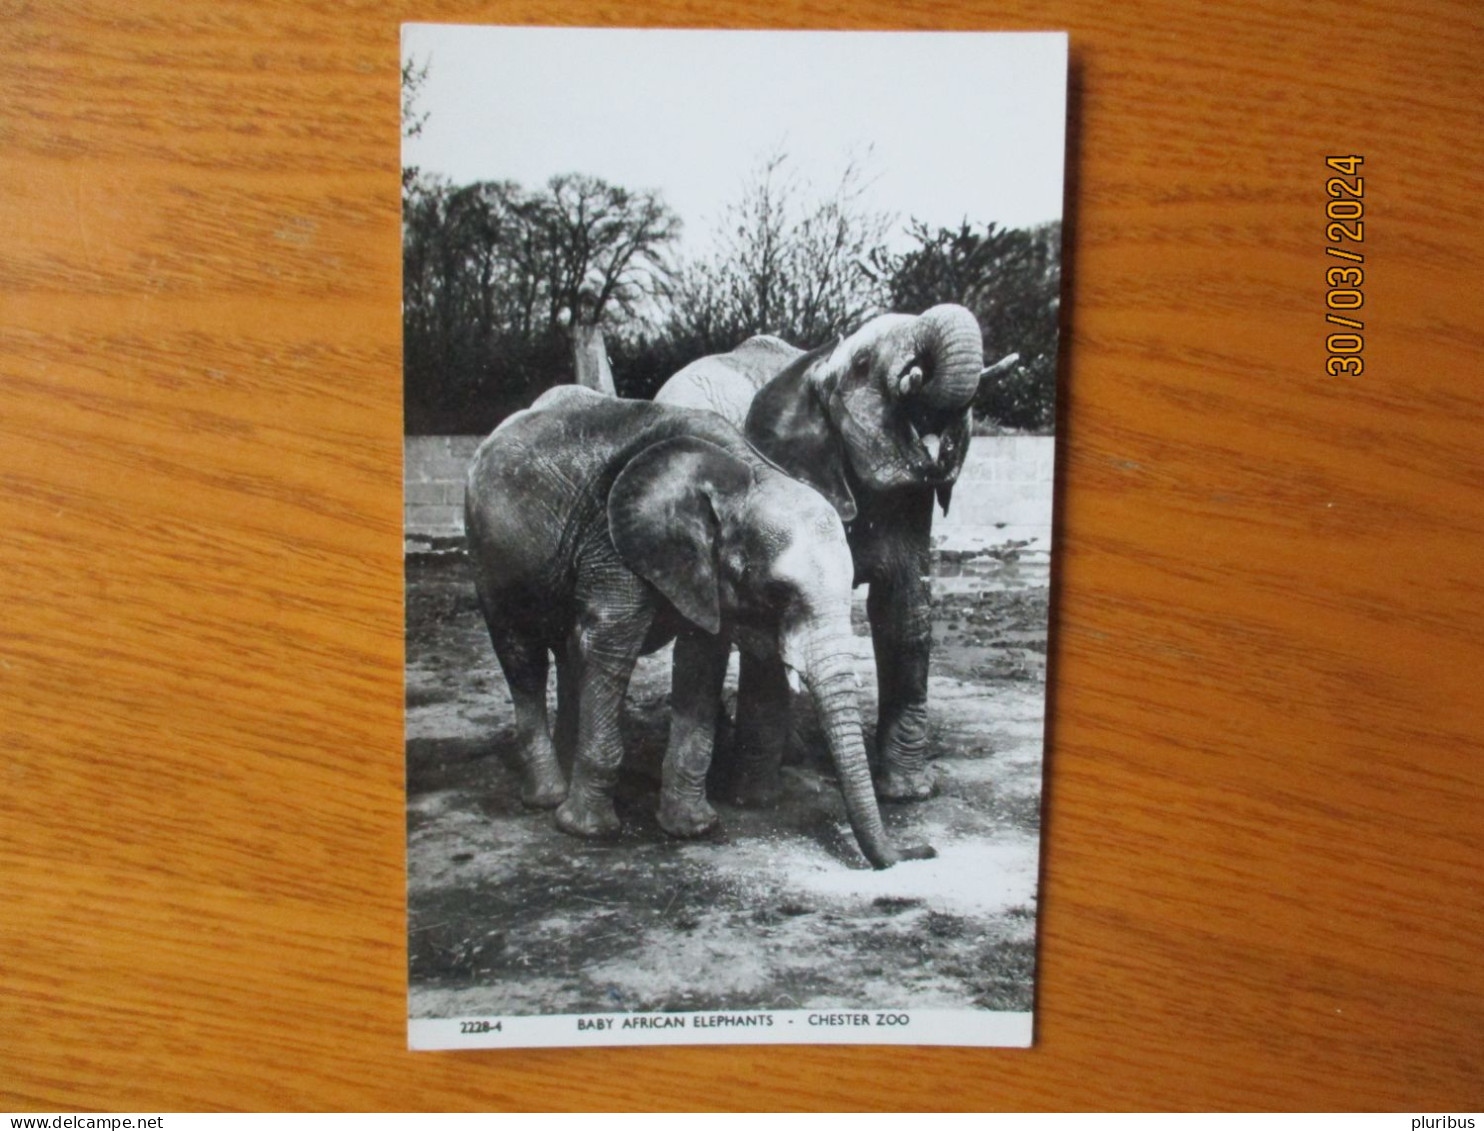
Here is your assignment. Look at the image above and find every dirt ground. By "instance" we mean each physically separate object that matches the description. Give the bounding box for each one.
[406,542,1049,1019]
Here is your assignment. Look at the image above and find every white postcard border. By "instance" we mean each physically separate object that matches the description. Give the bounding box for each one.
[410,1009,1033,1050]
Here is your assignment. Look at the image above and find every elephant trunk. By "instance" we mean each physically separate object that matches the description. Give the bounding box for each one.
[913,304,986,411]
[794,629,931,869]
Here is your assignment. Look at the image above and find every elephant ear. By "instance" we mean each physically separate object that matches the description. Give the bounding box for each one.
[747,340,858,522]
[760,415,858,524]
[608,436,753,634]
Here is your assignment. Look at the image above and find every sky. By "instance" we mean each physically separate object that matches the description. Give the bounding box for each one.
[401,26,1067,256]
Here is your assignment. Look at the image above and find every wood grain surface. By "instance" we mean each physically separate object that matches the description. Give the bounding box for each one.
[3,0,1482,1113]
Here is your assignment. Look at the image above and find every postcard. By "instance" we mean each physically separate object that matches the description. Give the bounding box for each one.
[402,24,1066,1049]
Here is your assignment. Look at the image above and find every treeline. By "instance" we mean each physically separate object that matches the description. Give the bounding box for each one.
[403,157,1061,435]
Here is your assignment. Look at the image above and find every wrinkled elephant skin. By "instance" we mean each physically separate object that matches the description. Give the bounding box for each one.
[656,305,1009,801]
[464,387,932,869]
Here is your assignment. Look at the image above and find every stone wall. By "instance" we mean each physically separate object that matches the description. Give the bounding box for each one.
[936,435,1056,552]
[404,435,485,541]
[405,433,1054,551]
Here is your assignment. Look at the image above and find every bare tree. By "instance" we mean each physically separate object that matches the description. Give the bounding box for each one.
[663,149,893,354]
[533,174,681,329]
[723,150,794,335]
[401,55,430,196]
[785,154,893,342]
[402,172,682,431]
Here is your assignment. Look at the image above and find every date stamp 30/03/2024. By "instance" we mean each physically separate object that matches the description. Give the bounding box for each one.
[1325,154,1366,376]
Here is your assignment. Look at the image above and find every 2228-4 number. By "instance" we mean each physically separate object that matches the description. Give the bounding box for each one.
[1325,155,1365,376]
[460,1020,502,1034]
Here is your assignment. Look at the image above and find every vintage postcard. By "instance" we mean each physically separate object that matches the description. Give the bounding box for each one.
[402,24,1066,1049]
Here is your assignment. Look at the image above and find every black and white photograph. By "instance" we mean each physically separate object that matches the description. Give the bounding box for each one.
[402,24,1067,1049]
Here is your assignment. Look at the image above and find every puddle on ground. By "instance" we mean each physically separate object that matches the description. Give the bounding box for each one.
[932,538,1050,595]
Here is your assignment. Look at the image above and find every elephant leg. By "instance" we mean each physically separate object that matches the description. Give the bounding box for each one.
[478,587,567,809]
[868,565,937,801]
[656,631,729,837]
[726,649,791,807]
[554,577,652,839]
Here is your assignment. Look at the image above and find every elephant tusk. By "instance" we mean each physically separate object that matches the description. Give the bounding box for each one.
[979,352,1020,381]
[903,416,944,469]
[786,666,802,696]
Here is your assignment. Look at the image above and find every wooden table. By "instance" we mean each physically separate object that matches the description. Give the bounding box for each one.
[3,0,1481,1112]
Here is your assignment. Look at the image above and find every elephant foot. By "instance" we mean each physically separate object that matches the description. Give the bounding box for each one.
[870,841,937,870]
[725,769,781,809]
[520,773,568,810]
[657,794,719,839]
[874,765,937,801]
[554,795,620,838]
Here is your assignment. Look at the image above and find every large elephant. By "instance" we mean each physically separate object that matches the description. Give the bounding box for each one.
[655,305,1017,801]
[464,385,932,869]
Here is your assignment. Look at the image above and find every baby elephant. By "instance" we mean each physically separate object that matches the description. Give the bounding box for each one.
[464,386,932,869]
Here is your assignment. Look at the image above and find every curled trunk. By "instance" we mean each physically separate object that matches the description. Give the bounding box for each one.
[913,304,985,411]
